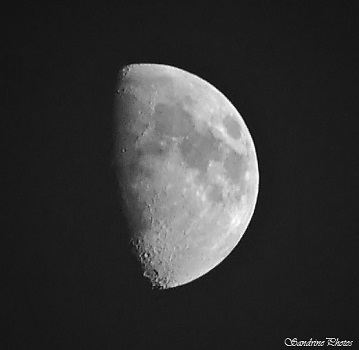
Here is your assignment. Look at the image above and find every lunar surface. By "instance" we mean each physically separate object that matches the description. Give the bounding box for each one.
[113,63,259,289]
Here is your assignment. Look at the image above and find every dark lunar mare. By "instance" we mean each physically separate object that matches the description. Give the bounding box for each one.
[223,115,242,139]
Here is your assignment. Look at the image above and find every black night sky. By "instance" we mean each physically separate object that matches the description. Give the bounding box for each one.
[5,1,359,348]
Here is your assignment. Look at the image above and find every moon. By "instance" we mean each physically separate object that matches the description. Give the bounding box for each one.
[113,63,259,289]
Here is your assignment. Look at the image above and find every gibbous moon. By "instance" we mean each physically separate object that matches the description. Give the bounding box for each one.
[113,63,259,289]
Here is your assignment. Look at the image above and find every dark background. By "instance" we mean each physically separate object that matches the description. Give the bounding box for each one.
[5,1,358,348]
